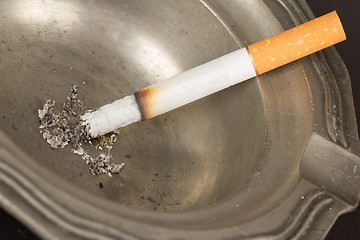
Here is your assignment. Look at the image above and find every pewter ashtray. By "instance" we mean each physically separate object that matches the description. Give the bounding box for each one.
[0,0,359,239]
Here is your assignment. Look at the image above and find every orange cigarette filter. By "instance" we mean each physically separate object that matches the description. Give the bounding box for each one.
[247,11,346,75]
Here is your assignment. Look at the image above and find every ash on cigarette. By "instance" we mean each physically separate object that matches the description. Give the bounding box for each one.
[38,85,124,177]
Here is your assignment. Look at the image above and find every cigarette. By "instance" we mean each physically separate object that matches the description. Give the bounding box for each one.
[82,11,346,138]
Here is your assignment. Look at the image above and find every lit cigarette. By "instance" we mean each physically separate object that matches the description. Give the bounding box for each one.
[82,11,346,138]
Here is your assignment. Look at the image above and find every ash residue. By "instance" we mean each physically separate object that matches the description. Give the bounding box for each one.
[39,85,124,176]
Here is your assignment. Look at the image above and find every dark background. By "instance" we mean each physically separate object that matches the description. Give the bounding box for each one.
[0,0,359,239]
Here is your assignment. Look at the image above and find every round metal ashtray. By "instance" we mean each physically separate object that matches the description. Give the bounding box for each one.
[0,0,359,239]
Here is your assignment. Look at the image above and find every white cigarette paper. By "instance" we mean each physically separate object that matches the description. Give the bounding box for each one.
[82,48,256,137]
